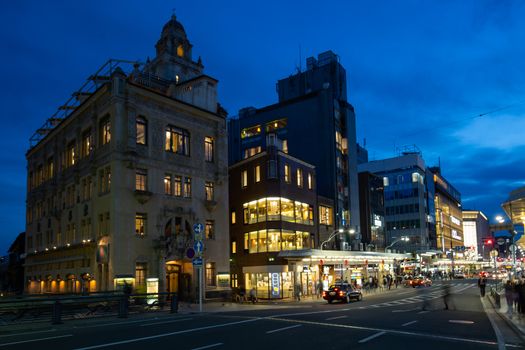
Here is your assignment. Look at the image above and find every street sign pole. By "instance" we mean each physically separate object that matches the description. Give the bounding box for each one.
[199,258,203,313]
[193,223,205,313]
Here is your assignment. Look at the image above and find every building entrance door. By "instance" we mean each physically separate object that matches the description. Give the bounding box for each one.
[166,263,181,295]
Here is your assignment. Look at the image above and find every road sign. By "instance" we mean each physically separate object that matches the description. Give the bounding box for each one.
[192,257,203,266]
[193,223,204,234]
[194,241,204,254]
[497,238,506,246]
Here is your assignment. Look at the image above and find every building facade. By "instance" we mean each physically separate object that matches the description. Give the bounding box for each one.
[358,151,435,252]
[24,15,230,298]
[430,167,463,254]
[229,137,320,299]
[358,172,386,251]
[462,210,490,260]
[228,51,360,249]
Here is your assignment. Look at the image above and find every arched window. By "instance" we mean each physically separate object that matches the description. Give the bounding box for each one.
[177,44,184,57]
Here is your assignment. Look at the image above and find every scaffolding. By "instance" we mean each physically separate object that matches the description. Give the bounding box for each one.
[29,59,143,148]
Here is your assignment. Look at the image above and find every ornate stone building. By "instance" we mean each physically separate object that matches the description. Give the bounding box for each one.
[24,15,230,299]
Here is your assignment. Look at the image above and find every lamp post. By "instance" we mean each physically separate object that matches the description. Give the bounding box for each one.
[385,236,409,251]
[320,228,344,250]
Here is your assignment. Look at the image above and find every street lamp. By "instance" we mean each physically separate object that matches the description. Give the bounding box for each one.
[385,236,409,251]
[320,228,344,250]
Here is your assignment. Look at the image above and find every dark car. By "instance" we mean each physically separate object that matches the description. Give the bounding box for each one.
[322,284,363,303]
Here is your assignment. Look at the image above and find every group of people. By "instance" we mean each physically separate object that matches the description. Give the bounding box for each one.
[503,279,525,316]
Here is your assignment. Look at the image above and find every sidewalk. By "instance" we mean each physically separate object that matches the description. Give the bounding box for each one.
[487,290,525,341]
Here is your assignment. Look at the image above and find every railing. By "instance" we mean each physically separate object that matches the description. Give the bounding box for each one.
[0,292,179,326]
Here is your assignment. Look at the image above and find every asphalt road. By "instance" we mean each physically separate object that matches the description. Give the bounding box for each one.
[1,279,523,350]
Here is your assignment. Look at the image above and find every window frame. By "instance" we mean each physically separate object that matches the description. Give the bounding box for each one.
[136,116,147,145]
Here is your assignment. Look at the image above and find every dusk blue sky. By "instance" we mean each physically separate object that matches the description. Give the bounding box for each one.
[2,1,525,254]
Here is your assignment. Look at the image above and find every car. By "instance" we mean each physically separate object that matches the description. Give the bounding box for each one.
[454,272,465,279]
[322,284,363,303]
[408,276,432,288]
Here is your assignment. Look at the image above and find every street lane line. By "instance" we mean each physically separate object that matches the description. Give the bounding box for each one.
[73,318,260,350]
[191,343,223,350]
[268,317,499,347]
[392,307,419,313]
[449,320,474,324]
[358,331,386,343]
[266,324,302,334]
[0,334,73,347]
[140,317,193,326]
[402,320,418,327]
[326,316,347,320]
[0,328,57,338]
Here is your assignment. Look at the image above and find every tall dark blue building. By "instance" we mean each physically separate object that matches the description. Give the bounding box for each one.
[228,51,360,248]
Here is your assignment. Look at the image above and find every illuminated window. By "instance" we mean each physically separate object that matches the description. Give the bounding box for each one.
[98,167,111,195]
[284,164,290,183]
[165,125,190,156]
[296,168,303,188]
[232,241,236,254]
[243,146,262,159]
[136,117,147,145]
[205,262,216,286]
[205,181,214,201]
[257,199,266,222]
[240,125,261,139]
[267,198,280,220]
[67,141,76,167]
[174,175,182,197]
[320,206,333,225]
[268,229,281,252]
[81,130,92,157]
[164,174,172,195]
[241,170,248,188]
[135,213,147,236]
[135,169,147,191]
[204,137,214,162]
[255,165,261,183]
[177,44,184,57]
[265,118,287,132]
[205,220,214,239]
[282,139,288,154]
[282,230,295,250]
[135,263,147,286]
[307,173,312,190]
[184,177,192,198]
[281,199,294,222]
[231,211,236,224]
[100,116,111,145]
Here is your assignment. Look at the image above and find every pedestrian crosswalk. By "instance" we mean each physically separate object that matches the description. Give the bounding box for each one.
[360,283,476,309]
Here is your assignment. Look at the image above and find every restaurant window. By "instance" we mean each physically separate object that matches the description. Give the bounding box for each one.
[204,136,214,162]
[205,181,214,201]
[281,199,294,222]
[164,174,171,195]
[135,263,147,287]
[241,170,248,188]
[184,177,192,198]
[267,229,281,252]
[205,220,215,239]
[135,213,147,236]
[136,116,147,145]
[174,175,182,197]
[296,168,303,188]
[282,230,296,250]
[206,262,216,286]
[165,125,190,156]
[284,164,290,183]
[100,116,111,145]
[135,169,147,191]
[319,205,333,225]
[255,165,261,183]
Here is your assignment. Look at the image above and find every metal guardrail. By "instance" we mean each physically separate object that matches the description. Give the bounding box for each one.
[0,292,178,326]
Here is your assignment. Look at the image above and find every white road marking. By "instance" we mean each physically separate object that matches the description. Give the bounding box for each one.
[0,334,73,347]
[0,328,56,338]
[191,343,223,350]
[358,331,386,343]
[326,316,347,320]
[402,320,418,327]
[449,320,475,324]
[392,307,419,313]
[266,324,302,334]
[73,318,260,350]
[140,317,193,326]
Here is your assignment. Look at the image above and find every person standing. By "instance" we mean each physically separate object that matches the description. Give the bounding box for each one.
[505,280,514,316]
[478,276,487,297]
[249,287,257,304]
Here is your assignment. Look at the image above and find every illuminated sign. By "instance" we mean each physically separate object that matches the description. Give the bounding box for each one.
[451,216,461,225]
[270,273,280,298]
[451,229,461,240]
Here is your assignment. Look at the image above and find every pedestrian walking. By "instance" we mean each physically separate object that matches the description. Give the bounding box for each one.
[294,284,302,301]
[249,287,257,304]
[505,280,514,316]
[478,276,487,297]
[316,281,323,299]
[443,282,451,310]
